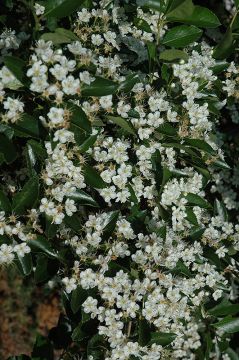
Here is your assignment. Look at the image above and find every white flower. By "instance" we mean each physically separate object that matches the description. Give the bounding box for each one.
[34,3,45,16]
[0,244,14,264]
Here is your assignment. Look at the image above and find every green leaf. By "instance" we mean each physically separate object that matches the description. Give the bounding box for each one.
[81,77,118,96]
[16,253,33,276]
[0,123,14,139]
[4,55,26,84]
[185,207,198,226]
[162,25,202,48]
[83,164,107,189]
[77,134,98,153]
[214,317,239,333]
[12,114,39,138]
[213,159,230,170]
[150,332,177,346]
[12,176,39,215]
[209,299,239,317]
[34,253,59,284]
[181,6,221,28]
[184,138,216,155]
[107,116,136,135]
[226,348,239,360]
[102,211,120,241]
[0,134,17,164]
[32,335,54,360]
[64,213,82,233]
[214,28,235,60]
[166,1,220,28]
[28,235,58,258]
[69,104,91,133]
[159,49,188,61]
[185,193,211,209]
[134,18,152,33]
[214,199,228,221]
[157,123,177,135]
[166,0,194,20]
[72,324,88,342]
[139,0,162,11]
[71,286,88,314]
[0,190,11,213]
[118,73,140,93]
[138,318,151,346]
[68,189,99,207]
[44,0,84,18]
[41,28,79,44]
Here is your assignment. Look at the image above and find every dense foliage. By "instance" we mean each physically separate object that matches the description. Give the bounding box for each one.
[0,0,239,359]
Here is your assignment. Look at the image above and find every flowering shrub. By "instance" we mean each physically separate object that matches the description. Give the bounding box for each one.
[0,0,239,359]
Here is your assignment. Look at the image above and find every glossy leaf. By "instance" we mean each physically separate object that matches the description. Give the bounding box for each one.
[214,317,239,333]
[81,77,118,96]
[209,299,239,317]
[12,114,39,138]
[71,286,88,313]
[83,164,107,189]
[0,134,17,164]
[162,25,202,48]
[16,253,33,276]
[159,49,188,61]
[102,210,120,241]
[44,0,84,18]
[0,190,11,213]
[150,332,177,346]
[28,235,58,258]
[12,176,39,215]
[107,115,136,135]
[4,55,26,84]
[69,104,91,133]
[185,193,211,209]
[68,189,99,207]
[118,73,140,93]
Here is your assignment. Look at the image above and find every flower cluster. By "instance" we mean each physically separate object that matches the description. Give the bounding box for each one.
[0,0,238,359]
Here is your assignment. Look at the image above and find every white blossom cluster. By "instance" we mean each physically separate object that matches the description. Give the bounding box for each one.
[0,1,239,359]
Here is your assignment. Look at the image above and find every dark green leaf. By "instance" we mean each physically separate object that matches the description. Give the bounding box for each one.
[150,332,177,346]
[12,176,39,215]
[134,18,152,32]
[41,28,79,44]
[28,235,57,258]
[81,77,118,96]
[102,211,120,241]
[138,318,151,346]
[184,138,216,155]
[0,190,11,213]
[12,114,39,138]
[157,123,177,135]
[107,116,136,135]
[186,207,198,225]
[68,189,99,207]
[16,253,32,276]
[166,0,194,20]
[4,55,26,84]
[214,317,239,333]
[214,199,228,221]
[159,49,188,61]
[185,193,211,209]
[139,0,162,11]
[118,73,140,93]
[32,334,54,359]
[44,0,84,18]
[214,28,235,60]
[162,25,202,48]
[64,213,82,233]
[83,164,107,189]
[209,299,239,317]
[71,286,88,313]
[77,134,98,153]
[72,324,88,342]
[69,104,91,133]
[0,134,17,164]
[180,6,221,28]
